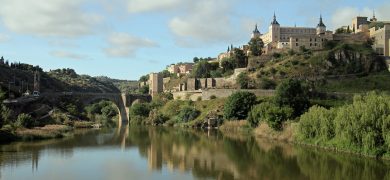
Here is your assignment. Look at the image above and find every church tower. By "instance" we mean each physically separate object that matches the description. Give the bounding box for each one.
[316,14,326,35]
[269,12,280,43]
[251,24,261,39]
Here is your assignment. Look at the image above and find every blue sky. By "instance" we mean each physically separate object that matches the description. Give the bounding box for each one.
[0,0,389,80]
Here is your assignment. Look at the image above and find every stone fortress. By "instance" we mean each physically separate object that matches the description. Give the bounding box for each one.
[148,12,390,100]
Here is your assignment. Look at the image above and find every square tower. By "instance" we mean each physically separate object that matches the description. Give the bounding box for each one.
[149,73,163,98]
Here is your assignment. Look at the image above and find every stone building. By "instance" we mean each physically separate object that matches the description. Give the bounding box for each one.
[260,13,333,52]
[370,24,390,56]
[149,73,163,98]
[347,12,390,56]
[167,63,194,74]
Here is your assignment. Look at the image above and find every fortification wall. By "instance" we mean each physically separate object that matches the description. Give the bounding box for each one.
[202,89,275,100]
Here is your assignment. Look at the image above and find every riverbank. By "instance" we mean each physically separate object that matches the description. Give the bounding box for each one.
[0,122,105,143]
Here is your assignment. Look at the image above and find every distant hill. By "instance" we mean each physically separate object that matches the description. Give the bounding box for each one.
[95,76,139,93]
[0,63,120,96]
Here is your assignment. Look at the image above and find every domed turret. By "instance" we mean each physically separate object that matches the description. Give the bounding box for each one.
[316,14,326,35]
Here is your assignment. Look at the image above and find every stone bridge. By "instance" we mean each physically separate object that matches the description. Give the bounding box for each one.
[42,92,151,125]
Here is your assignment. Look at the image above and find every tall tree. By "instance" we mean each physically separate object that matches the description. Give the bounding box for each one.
[233,48,247,68]
[248,37,264,56]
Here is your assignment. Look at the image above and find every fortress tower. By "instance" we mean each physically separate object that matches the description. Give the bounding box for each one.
[251,24,261,39]
[269,12,280,43]
[316,14,326,35]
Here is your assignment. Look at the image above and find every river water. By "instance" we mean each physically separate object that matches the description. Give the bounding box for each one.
[0,127,389,180]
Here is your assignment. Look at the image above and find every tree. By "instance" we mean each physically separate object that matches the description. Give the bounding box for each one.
[220,58,235,73]
[248,37,264,56]
[237,72,250,89]
[247,102,293,130]
[233,48,247,68]
[223,91,257,120]
[193,57,200,63]
[139,85,149,94]
[274,79,310,117]
[130,103,150,117]
[192,60,212,78]
[139,75,149,82]
[101,105,118,118]
[160,70,171,78]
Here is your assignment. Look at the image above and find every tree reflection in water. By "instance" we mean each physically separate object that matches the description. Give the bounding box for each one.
[0,127,389,180]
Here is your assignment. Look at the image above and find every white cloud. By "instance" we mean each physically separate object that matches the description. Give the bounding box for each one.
[168,0,238,46]
[0,34,10,42]
[330,4,390,29]
[104,32,158,58]
[127,0,182,13]
[0,0,102,37]
[50,50,88,60]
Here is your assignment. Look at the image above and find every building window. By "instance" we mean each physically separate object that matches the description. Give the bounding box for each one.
[296,38,299,42]
[310,43,312,46]
[296,43,299,46]
[315,43,317,46]
[314,38,317,42]
[310,38,312,41]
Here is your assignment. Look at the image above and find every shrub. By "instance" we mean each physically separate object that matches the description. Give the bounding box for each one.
[298,106,336,141]
[160,100,189,118]
[16,114,34,128]
[275,79,310,117]
[101,105,118,118]
[298,92,390,157]
[176,106,200,122]
[247,102,293,130]
[210,95,217,100]
[197,96,202,101]
[148,109,167,125]
[237,72,250,89]
[224,91,257,120]
[129,103,150,117]
[259,78,276,89]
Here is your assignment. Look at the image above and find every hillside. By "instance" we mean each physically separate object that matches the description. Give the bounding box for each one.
[248,41,389,93]
[95,76,139,93]
[0,63,120,96]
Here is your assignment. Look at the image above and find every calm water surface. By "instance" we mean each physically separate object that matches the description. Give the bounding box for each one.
[0,127,389,180]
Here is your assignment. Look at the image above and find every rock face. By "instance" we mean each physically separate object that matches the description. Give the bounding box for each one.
[326,46,386,74]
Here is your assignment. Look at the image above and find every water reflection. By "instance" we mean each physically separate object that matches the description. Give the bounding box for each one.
[0,127,389,180]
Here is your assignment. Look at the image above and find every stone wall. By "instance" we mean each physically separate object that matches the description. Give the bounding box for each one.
[202,89,275,100]
[172,91,202,101]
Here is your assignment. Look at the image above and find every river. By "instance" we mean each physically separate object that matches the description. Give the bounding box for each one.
[0,127,389,180]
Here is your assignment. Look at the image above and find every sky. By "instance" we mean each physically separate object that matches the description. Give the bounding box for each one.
[0,0,389,80]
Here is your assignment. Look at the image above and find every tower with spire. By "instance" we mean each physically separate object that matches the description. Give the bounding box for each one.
[316,14,326,35]
[370,10,377,22]
[251,24,261,39]
[269,12,280,43]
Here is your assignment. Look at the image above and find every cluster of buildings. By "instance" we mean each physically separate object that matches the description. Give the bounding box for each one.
[147,12,390,99]
[166,63,194,75]
[218,12,390,60]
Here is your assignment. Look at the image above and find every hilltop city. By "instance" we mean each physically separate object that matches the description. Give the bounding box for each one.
[141,12,390,100]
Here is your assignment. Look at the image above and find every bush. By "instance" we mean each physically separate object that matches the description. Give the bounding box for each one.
[16,114,34,128]
[259,78,276,89]
[176,106,200,122]
[298,106,336,141]
[237,72,250,89]
[129,103,150,117]
[224,92,257,120]
[210,95,217,99]
[275,79,310,117]
[101,105,118,118]
[148,109,167,125]
[247,102,293,130]
[298,92,390,157]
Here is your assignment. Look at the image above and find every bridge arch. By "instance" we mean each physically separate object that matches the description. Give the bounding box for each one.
[43,93,151,126]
